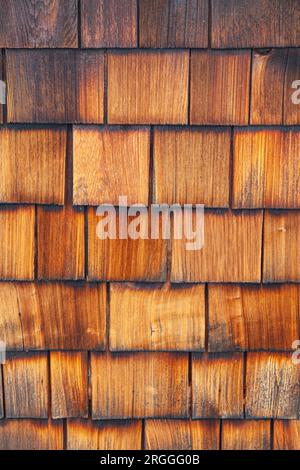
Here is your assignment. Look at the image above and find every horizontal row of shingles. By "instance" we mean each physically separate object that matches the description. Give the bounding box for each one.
[3,125,300,209]
[0,418,299,450]
[0,351,299,419]
[1,1,300,49]
[1,206,300,282]
[1,282,299,352]
[3,49,300,124]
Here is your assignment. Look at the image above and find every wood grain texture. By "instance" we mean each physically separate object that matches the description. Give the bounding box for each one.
[274,420,300,450]
[145,419,219,450]
[3,352,48,418]
[88,209,168,281]
[108,51,189,124]
[153,127,230,207]
[67,420,142,450]
[250,49,287,125]
[211,0,300,48]
[81,0,137,47]
[192,353,244,418]
[7,50,104,123]
[0,420,63,450]
[110,283,205,351]
[283,49,300,125]
[171,210,263,282]
[263,210,300,282]
[73,126,150,205]
[50,352,88,418]
[139,0,208,48]
[0,283,24,350]
[208,284,300,352]
[222,420,271,450]
[91,352,189,418]
[17,282,106,350]
[0,126,66,204]
[37,205,85,280]
[233,128,300,208]
[246,353,300,418]
[190,50,250,125]
[0,376,3,418]
[0,206,35,280]
[0,0,78,47]
[0,53,3,123]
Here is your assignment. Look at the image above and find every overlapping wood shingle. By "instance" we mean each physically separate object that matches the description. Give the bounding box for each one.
[0,0,299,451]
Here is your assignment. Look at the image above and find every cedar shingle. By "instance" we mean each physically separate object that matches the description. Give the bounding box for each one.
[190,50,250,125]
[0,126,66,204]
[3,352,48,418]
[0,53,3,123]
[250,50,287,125]
[7,50,104,123]
[145,420,219,450]
[67,420,142,450]
[81,0,137,48]
[0,420,63,450]
[233,128,300,208]
[0,206,35,280]
[171,210,263,282]
[0,0,78,48]
[0,377,3,419]
[246,353,300,418]
[139,0,208,48]
[274,420,300,450]
[108,51,189,124]
[222,420,271,450]
[20,282,106,350]
[0,282,106,350]
[283,49,300,125]
[110,283,205,351]
[73,126,150,206]
[91,352,189,418]
[88,209,168,281]
[192,353,244,418]
[0,283,24,350]
[153,127,231,207]
[263,210,300,282]
[50,352,88,418]
[37,206,85,280]
[208,284,300,352]
[211,0,300,48]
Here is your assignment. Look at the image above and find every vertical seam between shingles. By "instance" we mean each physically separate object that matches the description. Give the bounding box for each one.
[1,364,6,418]
[204,283,209,351]
[63,419,68,450]
[136,0,140,48]
[188,352,193,418]
[243,351,247,418]
[219,419,222,450]
[187,49,192,125]
[208,0,212,49]
[103,49,108,124]
[270,419,274,450]
[48,351,52,419]
[229,126,234,208]
[34,205,38,280]
[141,419,145,450]
[106,282,110,351]
[84,207,89,279]
[87,350,92,417]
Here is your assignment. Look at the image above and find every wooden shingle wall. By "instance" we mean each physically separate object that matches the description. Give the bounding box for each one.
[0,0,299,450]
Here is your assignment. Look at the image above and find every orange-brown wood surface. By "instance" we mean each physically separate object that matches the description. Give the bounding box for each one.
[91,352,189,418]
[7,50,104,123]
[0,0,78,48]
[208,284,300,352]
[233,128,300,208]
[81,0,137,48]
[283,49,300,124]
[3,352,49,418]
[274,420,300,450]
[222,420,271,450]
[73,126,150,205]
[108,51,189,124]
[0,420,63,450]
[153,127,231,207]
[139,0,208,48]
[0,126,66,204]
[192,353,244,418]
[190,50,250,125]
[50,352,88,418]
[110,283,205,351]
[67,420,142,450]
[145,419,219,450]
[171,210,263,282]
